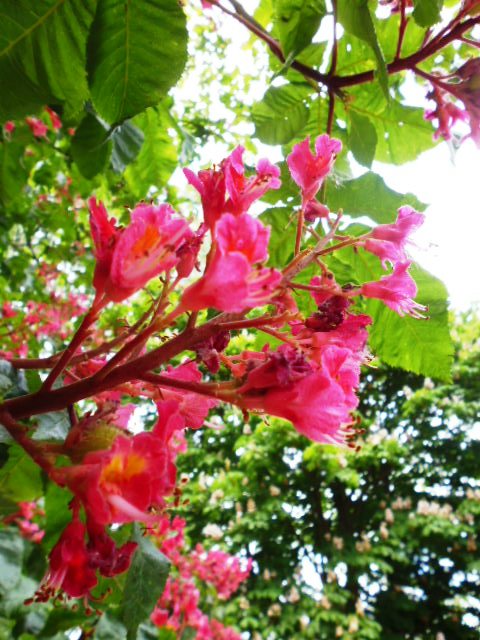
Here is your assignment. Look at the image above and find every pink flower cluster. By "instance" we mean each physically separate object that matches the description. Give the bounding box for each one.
[150,516,250,639]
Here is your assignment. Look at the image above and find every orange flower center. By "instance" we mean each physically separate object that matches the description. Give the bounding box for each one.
[100,453,146,489]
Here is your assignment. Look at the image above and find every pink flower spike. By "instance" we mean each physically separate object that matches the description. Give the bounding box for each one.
[183,167,226,229]
[108,204,191,302]
[287,135,342,206]
[4,121,15,135]
[180,213,281,313]
[224,147,281,215]
[362,206,425,268]
[88,197,121,294]
[360,262,427,318]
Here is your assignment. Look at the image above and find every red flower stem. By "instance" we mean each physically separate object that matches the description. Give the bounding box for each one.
[326,91,335,135]
[318,234,363,257]
[209,1,479,91]
[93,305,185,382]
[294,208,304,256]
[282,212,342,282]
[10,304,156,370]
[0,410,56,475]
[395,1,408,61]
[139,373,238,401]
[40,297,105,392]
[1,314,236,420]
[218,313,289,331]
[459,36,480,48]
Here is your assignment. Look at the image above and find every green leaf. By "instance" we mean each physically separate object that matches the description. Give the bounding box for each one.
[0,0,97,120]
[0,444,43,515]
[412,0,444,27]
[111,121,144,174]
[347,111,377,168]
[329,249,453,380]
[273,0,326,58]
[32,410,70,441]
[337,0,388,98]
[0,141,29,208]
[252,84,310,145]
[94,613,127,639]
[260,207,294,267]
[350,99,437,164]
[42,483,72,552]
[70,113,112,179]
[368,264,453,381]
[325,172,426,223]
[119,527,170,640]
[87,0,188,124]
[124,106,178,200]
[0,528,23,595]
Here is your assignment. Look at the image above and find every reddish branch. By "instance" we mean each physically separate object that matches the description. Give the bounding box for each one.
[207,0,479,92]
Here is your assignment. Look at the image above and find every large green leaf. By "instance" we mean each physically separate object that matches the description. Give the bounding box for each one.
[0,528,23,595]
[329,249,453,380]
[273,0,326,59]
[42,482,72,552]
[348,98,437,164]
[70,113,112,179]
[0,140,29,208]
[412,0,444,27]
[325,172,426,223]
[368,264,453,381]
[0,0,97,120]
[87,0,188,124]
[119,527,170,640]
[337,0,388,97]
[0,444,42,516]
[124,106,178,200]
[347,111,377,168]
[111,121,144,174]
[260,206,294,267]
[252,84,311,145]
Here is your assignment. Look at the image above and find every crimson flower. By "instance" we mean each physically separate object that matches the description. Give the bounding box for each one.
[287,135,342,206]
[41,516,97,599]
[65,428,177,526]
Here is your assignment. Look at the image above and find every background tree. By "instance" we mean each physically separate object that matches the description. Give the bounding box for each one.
[177,312,480,639]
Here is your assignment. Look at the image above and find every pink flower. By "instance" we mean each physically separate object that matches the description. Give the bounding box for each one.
[45,106,62,130]
[239,345,360,444]
[159,362,219,429]
[66,427,177,526]
[88,199,192,302]
[184,147,280,227]
[287,135,342,206]
[4,121,15,136]
[223,146,281,215]
[361,206,425,267]
[451,58,480,147]
[359,262,427,318]
[25,116,48,138]
[88,197,121,294]
[184,166,226,229]
[181,213,281,312]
